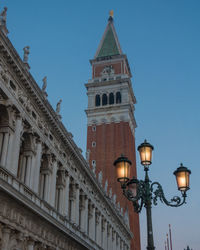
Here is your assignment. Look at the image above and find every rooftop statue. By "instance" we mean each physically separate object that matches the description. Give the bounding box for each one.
[42,76,47,92]
[98,171,102,185]
[0,7,7,26]
[56,99,62,114]
[23,46,30,63]
[104,179,108,193]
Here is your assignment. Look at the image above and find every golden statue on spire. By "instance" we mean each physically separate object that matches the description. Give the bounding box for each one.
[109,10,114,18]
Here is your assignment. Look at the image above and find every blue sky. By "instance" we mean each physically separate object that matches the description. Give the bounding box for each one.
[1,0,200,249]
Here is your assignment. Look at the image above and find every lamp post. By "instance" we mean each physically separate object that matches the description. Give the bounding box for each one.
[114,140,191,250]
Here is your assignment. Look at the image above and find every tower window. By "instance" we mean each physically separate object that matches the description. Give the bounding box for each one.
[92,160,96,166]
[95,95,101,106]
[92,126,96,132]
[116,92,121,104]
[92,141,96,147]
[109,93,114,105]
[102,94,108,106]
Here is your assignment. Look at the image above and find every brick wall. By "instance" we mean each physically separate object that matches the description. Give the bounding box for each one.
[87,121,141,250]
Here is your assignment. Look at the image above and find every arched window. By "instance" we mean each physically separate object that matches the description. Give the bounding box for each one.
[116,92,121,104]
[102,94,108,106]
[95,95,100,106]
[109,93,114,105]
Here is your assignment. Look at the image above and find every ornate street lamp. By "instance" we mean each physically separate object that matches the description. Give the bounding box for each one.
[114,140,191,250]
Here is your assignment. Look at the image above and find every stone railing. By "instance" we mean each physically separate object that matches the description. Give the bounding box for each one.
[0,166,103,250]
[88,74,129,83]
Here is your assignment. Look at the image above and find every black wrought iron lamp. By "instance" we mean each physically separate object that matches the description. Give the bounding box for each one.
[114,140,191,250]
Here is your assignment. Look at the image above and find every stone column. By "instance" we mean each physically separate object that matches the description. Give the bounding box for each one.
[121,240,124,250]
[39,174,45,198]
[69,183,76,222]
[27,238,35,250]
[50,158,57,207]
[25,154,32,186]
[96,210,101,246]
[44,173,50,201]
[107,224,112,250]
[10,116,23,175]
[112,230,116,250]
[56,168,66,214]
[64,173,70,217]
[116,234,119,250]
[6,131,14,171]
[88,203,95,241]
[102,219,107,250]
[58,187,64,213]
[0,132,9,166]
[21,155,27,182]
[84,196,88,234]
[79,193,84,231]
[75,184,80,226]
[0,133,3,152]
[31,139,42,192]
[1,226,11,250]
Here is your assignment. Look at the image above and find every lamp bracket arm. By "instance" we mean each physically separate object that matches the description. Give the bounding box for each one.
[151,182,186,207]
[132,198,144,213]
[122,180,145,213]
[123,188,138,202]
[125,180,145,200]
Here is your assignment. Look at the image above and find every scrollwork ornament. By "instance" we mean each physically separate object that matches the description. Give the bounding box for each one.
[151,182,186,207]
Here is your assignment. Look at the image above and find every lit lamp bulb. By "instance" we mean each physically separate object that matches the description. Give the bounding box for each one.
[137,140,154,166]
[173,163,191,192]
[114,155,132,186]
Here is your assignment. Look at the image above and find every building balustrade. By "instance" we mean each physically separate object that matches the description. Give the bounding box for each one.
[0,165,127,249]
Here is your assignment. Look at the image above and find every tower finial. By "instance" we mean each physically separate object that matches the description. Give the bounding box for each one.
[109,10,114,17]
[108,10,114,22]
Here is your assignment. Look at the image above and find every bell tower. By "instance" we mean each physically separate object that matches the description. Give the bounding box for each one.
[85,13,141,250]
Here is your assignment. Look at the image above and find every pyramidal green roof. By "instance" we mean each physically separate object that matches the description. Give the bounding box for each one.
[96,22,121,58]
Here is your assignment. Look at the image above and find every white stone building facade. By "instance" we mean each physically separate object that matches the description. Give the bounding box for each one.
[0,7,132,250]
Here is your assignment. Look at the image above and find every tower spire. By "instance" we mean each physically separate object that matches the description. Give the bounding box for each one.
[94,12,122,59]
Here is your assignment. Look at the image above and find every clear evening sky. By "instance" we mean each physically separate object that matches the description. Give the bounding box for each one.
[1,0,200,249]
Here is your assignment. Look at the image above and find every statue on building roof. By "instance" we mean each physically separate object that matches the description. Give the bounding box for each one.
[109,188,112,199]
[42,76,48,98]
[56,99,62,114]
[184,246,192,250]
[42,76,47,92]
[23,46,30,63]
[92,160,96,174]
[0,7,7,26]
[117,202,120,211]
[104,179,108,193]
[86,149,90,163]
[112,194,116,204]
[98,171,103,185]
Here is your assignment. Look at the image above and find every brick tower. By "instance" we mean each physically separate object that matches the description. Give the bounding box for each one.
[85,13,141,250]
